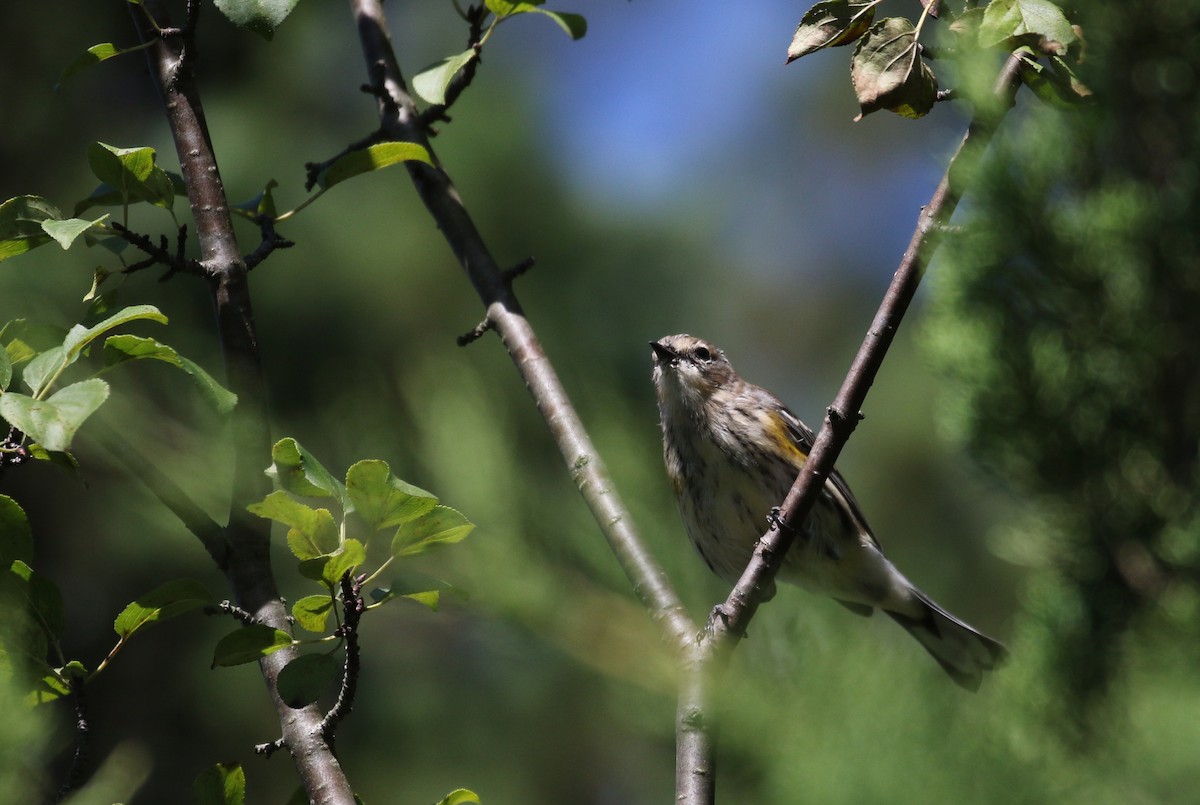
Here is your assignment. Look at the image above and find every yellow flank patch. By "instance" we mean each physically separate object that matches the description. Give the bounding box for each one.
[763,410,808,463]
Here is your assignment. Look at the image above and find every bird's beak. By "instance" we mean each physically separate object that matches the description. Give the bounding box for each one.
[650,340,678,363]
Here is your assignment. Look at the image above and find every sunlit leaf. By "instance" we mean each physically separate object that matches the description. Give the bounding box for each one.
[435,789,481,805]
[0,195,60,263]
[247,491,339,559]
[316,539,365,588]
[978,0,1077,50]
[412,50,478,106]
[370,571,467,612]
[102,334,237,414]
[57,43,129,90]
[193,762,246,805]
[787,0,877,62]
[391,505,475,558]
[211,624,294,668]
[232,179,279,222]
[291,594,335,633]
[0,379,110,452]
[850,17,938,120]
[528,9,587,39]
[113,579,213,640]
[41,215,110,250]
[345,460,438,530]
[212,0,299,40]
[318,142,433,189]
[265,438,346,503]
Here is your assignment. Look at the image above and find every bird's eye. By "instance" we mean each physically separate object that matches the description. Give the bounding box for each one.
[693,346,712,362]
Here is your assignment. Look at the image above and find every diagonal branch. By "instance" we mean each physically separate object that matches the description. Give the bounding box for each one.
[129,4,355,803]
[345,0,696,651]
[711,52,1027,646]
[671,51,1027,805]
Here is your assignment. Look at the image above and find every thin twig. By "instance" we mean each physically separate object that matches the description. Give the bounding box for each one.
[205,601,261,625]
[244,217,296,270]
[347,0,696,652]
[418,4,488,130]
[319,573,365,746]
[110,222,203,279]
[54,675,89,803]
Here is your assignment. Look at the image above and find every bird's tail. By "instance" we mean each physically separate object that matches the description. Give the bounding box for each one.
[885,591,1008,692]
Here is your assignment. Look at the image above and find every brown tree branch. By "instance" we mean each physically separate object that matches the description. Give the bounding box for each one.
[708,51,1025,650]
[668,52,1028,805]
[129,3,355,803]
[345,0,696,651]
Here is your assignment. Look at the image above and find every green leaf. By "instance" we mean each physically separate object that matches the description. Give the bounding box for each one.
[0,495,34,569]
[102,334,237,414]
[40,304,169,392]
[528,9,587,39]
[212,0,299,40]
[370,571,466,612]
[41,215,110,250]
[20,347,64,398]
[391,505,475,558]
[57,43,131,90]
[318,142,433,189]
[211,624,294,668]
[291,594,335,633]
[0,344,10,391]
[74,173,186,217]
[345,460,438,530]
[0,562,63,693]
[26,661,88,706]
[113,579,213,640]
[0,379,110,452]
[978,0,1077,50]
[850,17,938,120]
[6,560,65,640]
[435,790,481,805]
[247,491,339,559]
[1016,49,1092,107]
[232,179,279,222]
[193,762,246,805]
[0,570,49,673]
[266,438,346,502]
[1,320,67,368]
[787,0,877,62]
[276,652,340,708]
[0,196,61,263]
[300,538,365,588]
[412,50,479,105]
[87,143,156,200]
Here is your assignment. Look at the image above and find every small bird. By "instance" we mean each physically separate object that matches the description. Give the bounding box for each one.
[650,333,1007,690]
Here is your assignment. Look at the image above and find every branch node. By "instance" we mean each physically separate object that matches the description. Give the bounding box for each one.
[936,88,957,103]
[244,217,295,270]
[254,738,287,758]
[457,317,493,347]
[502,256,536,284]
[318,572,365,747]
[205,600,261,626]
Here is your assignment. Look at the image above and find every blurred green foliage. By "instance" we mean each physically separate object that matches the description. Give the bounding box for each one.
[925,0,1200,743]
[0,1,1197,804]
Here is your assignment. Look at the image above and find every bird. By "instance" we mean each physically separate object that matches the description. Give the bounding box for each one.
[650,333,1007,690]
